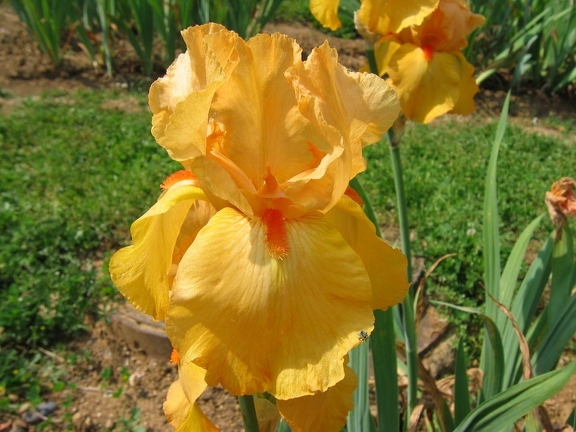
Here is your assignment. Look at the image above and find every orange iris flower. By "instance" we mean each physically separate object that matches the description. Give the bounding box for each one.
[310,0,485,124]
[110,23,408,430]
[372,0,485,123]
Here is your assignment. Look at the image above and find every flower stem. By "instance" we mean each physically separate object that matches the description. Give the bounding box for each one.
[238,395,259,432]
[387,129,418,421]
[350,176,400,431]
[387,131,412,278]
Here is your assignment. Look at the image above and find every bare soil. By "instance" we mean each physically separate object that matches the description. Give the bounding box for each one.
[0,4,574,432]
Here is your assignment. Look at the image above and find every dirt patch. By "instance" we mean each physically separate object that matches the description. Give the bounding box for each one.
[2,318,243,432]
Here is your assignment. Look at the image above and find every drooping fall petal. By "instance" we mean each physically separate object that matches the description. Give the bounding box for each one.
[327,196,409,310]
[109,182,207,320]
[166,207,375,399]
[448,52,479,116]
[277,364,357,432]
[383,42,478,123]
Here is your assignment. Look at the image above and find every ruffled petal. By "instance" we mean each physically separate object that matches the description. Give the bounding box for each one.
[164,379,191,428]
[358,0,438,34]
[109,183,207,320]
[327,197,409,310]
[164,362,219,431]
[149,24,240,164]
[210,33,320,189]
[310,0,342,31]
[166,207,375,399]
[286,41,399,210]
[428,0,485,51]
[175,405,220,432]
[277,364,357,432]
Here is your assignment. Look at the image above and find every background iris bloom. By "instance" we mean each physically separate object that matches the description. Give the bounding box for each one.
[310,0,438,33]
[373,0,485,123]
[311,0,485,123]
[110,23,408,430]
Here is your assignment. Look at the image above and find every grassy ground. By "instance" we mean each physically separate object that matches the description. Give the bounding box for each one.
[1,88,575,399]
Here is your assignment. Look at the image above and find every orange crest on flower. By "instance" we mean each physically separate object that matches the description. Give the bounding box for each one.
[261,208,289,259]
[170,348,180,365]
[160,170,198,190]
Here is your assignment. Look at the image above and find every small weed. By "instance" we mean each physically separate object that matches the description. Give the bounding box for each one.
[114,407,146,432]
[119,366,131,383]
[0,87,12,98]
[100,366,113,383]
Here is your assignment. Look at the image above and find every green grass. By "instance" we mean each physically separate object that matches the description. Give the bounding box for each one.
[0,89,179,397]
[1,89,574,398]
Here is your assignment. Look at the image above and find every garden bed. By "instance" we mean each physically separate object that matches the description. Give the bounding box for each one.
[1,3,574,431]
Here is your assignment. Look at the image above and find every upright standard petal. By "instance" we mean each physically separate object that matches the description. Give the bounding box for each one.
[287,41,399,210]
[208,33,317,188]
[424,0,485,51]
[109,182,207,320]
[166,207,375,399]
[149,24,239,164]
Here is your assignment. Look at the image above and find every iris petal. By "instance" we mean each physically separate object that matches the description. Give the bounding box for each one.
[359,0,439,34]
[109,184,207,320]
[310,0,342,31]
[287,41,399,211]
[164,362,219,431]
[327,197,409,310]
[149,24,238,164]
[386,43,469,123]
[277,364,357,432]
[166,207,375,399]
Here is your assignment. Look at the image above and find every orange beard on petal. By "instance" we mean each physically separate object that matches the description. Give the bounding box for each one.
[170,348,180,365]
[161,170,198,190]
[422,45,434,62]
[261,208,289,259]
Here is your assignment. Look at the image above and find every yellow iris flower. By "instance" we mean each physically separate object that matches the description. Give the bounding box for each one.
[310,0,485,124]
[110,23,408,430]
[310,0,438,33]
[373,0,485,123]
